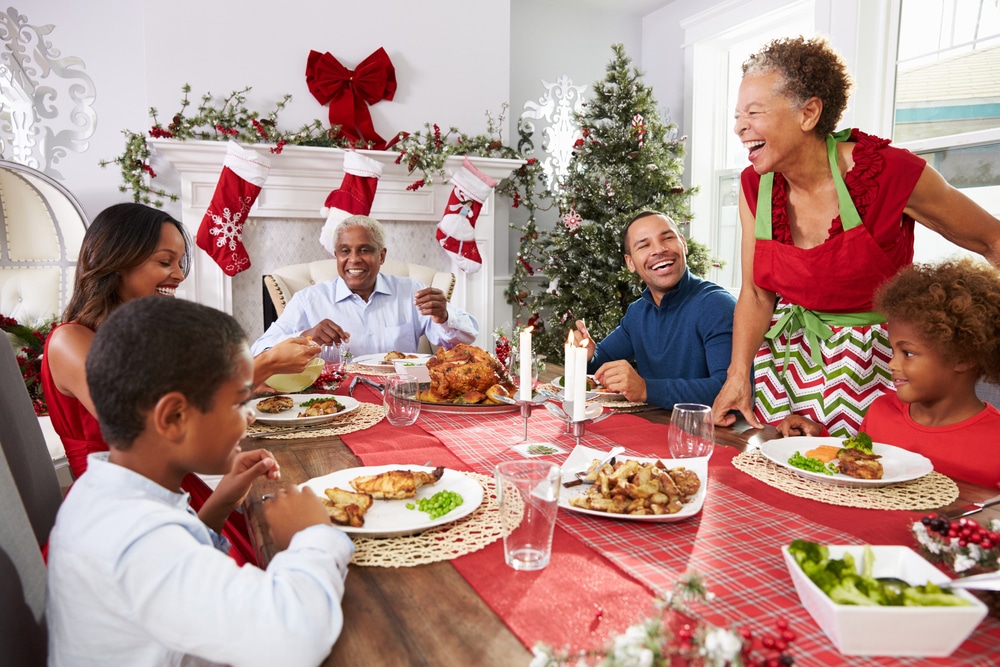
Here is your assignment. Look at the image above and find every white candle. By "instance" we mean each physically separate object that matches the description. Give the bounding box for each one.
[564,331,576,403]
[572,341,588,421]
[519,326,533,401]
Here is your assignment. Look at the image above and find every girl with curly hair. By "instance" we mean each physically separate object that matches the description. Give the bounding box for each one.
[712,35,1000,438]
[780,258,1000,487]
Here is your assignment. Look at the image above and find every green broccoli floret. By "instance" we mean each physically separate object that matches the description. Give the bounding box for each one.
[841,431,874,455]
[829,578,880,606]
[789,539,828,569]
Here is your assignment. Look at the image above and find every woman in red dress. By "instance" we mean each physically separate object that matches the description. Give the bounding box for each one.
[42,203,318,565]
[711,36,1000,437]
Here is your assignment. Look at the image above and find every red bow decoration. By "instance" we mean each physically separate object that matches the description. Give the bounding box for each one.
[306,48,398,150]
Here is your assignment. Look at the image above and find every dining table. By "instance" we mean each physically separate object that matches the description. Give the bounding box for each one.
[240,366,1000,667]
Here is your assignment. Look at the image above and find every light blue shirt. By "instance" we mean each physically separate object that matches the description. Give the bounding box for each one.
[252,273,478,358]
[47,453,354,667]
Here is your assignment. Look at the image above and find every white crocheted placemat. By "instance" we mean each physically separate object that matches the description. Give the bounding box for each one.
[350,472,504,567]
[245,402,384,439]
[732,449,959,511]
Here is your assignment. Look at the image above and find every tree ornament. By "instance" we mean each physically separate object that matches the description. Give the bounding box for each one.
[562,206,583,231]
[632,113,645,147]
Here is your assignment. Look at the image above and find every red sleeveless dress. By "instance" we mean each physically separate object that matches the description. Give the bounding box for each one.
[41,323,258,566]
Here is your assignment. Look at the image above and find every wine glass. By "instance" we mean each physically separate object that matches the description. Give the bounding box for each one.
[668,403,715,459]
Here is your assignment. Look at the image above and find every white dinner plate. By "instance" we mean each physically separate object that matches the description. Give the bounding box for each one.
[552,375,624,401]
[353,352,433,371]
[759,436,934,488]
[558,445,708,522]
[252,394,361,426]
[299,465,484,537]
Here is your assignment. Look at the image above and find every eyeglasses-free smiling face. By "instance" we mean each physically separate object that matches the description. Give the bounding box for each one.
[733,70,812,176]
[886,319,968,408]
[623,214,687,305]
[333,225,387,302]
[117,222,186,301]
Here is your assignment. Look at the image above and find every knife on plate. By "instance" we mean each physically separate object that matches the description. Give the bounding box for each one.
[942,492,1000,519]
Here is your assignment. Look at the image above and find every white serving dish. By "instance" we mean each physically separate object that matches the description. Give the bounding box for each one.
[392,358,431,383]
[782,544,988,657]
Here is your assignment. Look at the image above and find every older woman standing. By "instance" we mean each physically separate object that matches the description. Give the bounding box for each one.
[711,36,1000,437]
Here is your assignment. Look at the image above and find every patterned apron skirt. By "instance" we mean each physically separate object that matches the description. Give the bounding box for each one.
[752,299,893,437]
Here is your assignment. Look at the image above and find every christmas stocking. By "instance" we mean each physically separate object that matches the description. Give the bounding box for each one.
[436,157,497,274]
[196,141,271,276]
[319,151,383,255]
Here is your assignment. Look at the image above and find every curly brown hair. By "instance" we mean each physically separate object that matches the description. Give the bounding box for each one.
[742,35,852,138]
[874,258,1000,383]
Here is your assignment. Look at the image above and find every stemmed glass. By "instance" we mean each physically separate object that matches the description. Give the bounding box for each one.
[667,403,715,459]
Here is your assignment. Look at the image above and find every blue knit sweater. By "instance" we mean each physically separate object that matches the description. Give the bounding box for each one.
[587,270,736,409]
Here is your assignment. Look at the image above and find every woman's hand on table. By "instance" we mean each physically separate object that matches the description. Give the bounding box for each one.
[198,449,281,533]
[263,486,332,551]
[776,414,825,437]
[712,373,763,429]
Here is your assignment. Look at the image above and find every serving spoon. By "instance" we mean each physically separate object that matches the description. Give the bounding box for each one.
[877,570,1000,592]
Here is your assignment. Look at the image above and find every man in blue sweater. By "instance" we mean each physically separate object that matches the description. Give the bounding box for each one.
[574,211,736,409]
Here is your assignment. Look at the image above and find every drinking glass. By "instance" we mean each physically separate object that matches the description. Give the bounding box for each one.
[494,460,561,571]
[509,352,543,399]
[668,403,715,459]
[384,374,421,426]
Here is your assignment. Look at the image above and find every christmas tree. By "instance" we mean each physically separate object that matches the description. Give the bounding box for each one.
[509,43,704,360]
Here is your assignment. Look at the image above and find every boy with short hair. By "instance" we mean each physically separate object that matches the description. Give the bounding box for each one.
[46,296,353,666]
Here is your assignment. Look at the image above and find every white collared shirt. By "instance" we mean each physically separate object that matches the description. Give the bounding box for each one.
[252,273,478,358]
[47,453,354,667]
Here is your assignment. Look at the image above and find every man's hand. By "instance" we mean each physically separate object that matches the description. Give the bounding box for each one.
[572,319,596,362]
[262,486,332,551]
[593,360,646,403]
[415,287,449,324]
[301,319,351,346]
[198,448,281,533]
[776,414,825,437]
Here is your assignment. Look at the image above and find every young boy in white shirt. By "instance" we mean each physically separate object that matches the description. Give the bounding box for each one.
[46,296,353,667]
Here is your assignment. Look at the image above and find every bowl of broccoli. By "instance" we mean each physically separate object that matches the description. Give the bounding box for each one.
[782,540,988,656]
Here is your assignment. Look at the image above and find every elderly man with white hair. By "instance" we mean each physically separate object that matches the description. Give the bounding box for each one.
[252,215,478,358]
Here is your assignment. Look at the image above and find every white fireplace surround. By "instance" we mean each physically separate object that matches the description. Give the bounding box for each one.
[151,139,524,350]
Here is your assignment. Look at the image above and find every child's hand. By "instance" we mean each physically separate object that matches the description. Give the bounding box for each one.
[777,414,825,437]
[263,486,332,551]
[198,450,280,532]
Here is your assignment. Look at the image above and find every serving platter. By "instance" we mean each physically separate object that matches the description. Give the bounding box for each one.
[418,400,518,414]
[299,465,484,537]
[759,437,934,488]
[558,445,708,522]
[353,352,433,371]
[252,394,361,426]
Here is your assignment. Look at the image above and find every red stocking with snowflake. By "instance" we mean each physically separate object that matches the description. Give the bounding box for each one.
[319,151,383,255]
[196,141,271,276]
[435,157,497,274]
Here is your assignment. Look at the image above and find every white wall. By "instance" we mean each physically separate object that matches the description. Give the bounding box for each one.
[16,0,512,221]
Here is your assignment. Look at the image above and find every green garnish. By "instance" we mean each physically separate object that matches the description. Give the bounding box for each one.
[407,490,463,519]
[841,431,874,455]
[527,444,558,455]
[788,451,836,475]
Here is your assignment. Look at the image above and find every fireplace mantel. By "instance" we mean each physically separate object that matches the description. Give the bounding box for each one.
[151,139,524,349]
